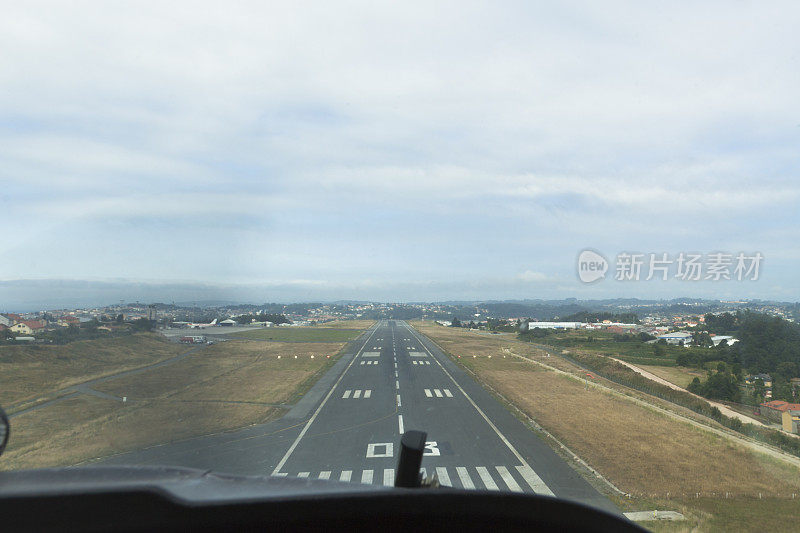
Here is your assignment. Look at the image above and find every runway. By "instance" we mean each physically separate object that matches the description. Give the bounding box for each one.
[102,320,618,513]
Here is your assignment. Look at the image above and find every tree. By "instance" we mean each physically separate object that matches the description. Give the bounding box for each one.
[776,361,798,380]
[753,379,766,402]
[451,316,461,328]
[653,343,666,357]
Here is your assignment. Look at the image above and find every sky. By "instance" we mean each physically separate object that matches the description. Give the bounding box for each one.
[1,1,799,309]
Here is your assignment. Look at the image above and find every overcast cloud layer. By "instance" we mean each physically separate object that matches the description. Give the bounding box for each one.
[1,1,799,308]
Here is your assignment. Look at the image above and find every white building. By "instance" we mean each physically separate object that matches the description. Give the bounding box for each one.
[526,321,584,330]
[657,331,693,345]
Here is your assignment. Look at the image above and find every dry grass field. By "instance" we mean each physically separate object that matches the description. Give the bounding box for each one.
[412,322,800,532]
[317,320,375,329]
[2,332,356,470]
[0,334,186,409]
[639,365,707,389]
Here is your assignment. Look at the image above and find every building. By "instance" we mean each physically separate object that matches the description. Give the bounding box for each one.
[657,331,693,345]
[747,373,773,388]
[10,320,45,335]
[57,316,81,327]
[219,319,238,327]
[525,321,583,330]
[760,400,800,424]
[782,410,800,434]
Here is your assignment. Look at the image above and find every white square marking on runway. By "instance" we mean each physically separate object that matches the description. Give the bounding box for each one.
[340,470,352,482]
[353,389,361,398]
[364,389,372,398]
[443,389,453,397]
[424,389,432,397]
[362,352,380,357]
[434,389,443,397]
[342,389,352,398]
[409,352,426,357]
[319,471,331,480]
[361,470,373,484]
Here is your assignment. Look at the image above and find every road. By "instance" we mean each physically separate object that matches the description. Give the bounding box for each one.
[101,320,618,513]
[609,357,773,429]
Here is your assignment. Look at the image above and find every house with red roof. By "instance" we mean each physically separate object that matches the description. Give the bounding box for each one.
[760,400,800,424]
[10,320,46,336]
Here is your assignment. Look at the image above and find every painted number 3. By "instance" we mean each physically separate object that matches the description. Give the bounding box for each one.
[424,441,440,456]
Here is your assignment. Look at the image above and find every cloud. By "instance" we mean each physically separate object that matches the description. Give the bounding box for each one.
[517,270,549,282]
[1,1,799,303]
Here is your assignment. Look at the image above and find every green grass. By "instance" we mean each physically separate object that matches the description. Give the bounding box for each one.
[533,330,716,367]
[229,327,362,343]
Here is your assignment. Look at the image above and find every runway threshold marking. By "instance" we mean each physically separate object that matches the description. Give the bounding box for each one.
[476,467,499,490]
[456,467,474,489]
[401,322,555,497]
[496,466,523,492]
[436,467,451,486]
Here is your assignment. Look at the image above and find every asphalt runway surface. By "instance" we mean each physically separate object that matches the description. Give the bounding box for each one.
[103,320,618,514]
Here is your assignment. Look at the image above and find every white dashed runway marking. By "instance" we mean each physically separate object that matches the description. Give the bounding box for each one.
[423,388,453,398]
[342,389,372,399]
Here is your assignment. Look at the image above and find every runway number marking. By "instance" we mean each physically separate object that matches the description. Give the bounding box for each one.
[366,443,394,458]
[423,441,440,456]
